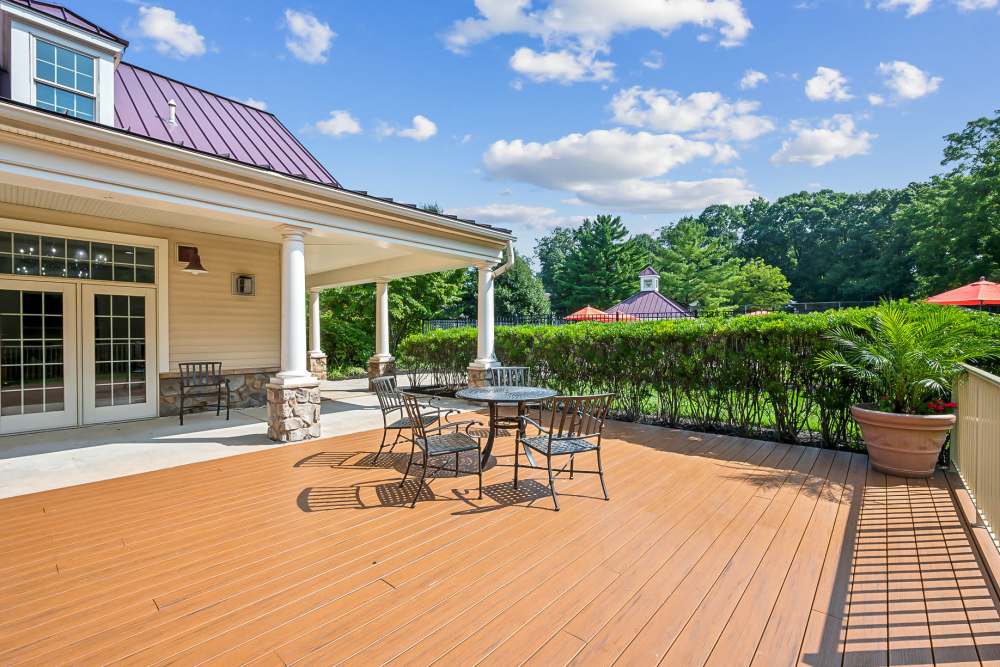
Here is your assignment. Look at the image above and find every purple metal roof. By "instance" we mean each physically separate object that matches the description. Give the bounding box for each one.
[606,290,690,316]
[7,0,128,46]
[638,265,659,277]
[114,62,339,186]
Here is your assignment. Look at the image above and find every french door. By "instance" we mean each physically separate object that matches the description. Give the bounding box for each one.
[81,285,157,424]
[0,280,79,434]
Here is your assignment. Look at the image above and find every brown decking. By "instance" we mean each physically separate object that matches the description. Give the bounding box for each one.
[1,418,998,666]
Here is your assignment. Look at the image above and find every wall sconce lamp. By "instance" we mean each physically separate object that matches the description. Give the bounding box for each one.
[178,245,208,275]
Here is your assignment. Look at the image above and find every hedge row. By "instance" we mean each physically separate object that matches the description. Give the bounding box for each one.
[398,304,1000,450]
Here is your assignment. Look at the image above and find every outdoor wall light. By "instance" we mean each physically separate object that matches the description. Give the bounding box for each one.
[177,245,208,275]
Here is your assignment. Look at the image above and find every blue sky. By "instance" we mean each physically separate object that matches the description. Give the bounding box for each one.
[76,0,1000,256]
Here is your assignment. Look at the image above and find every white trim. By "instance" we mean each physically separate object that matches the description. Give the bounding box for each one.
[0,216,170,371]
[1,2,125,54]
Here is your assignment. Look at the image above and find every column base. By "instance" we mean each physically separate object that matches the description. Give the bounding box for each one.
[467,360,501,388]
[308,352,328,381]
[367,356,396,390]
[266,378,322,442]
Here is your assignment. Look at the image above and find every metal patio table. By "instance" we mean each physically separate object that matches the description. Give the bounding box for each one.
[455,385,557,467]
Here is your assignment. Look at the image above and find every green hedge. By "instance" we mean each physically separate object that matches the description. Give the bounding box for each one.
[398,304,1000,449]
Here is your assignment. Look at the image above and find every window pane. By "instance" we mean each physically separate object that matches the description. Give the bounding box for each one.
[0,291,18,313]
[76,96,95,121]
[56,66,74,88]
[0,256,10,275]
[77,73,94,95]
[114,246,136,264]
[36,40,55,64]
[135,247,155,266]
[35,83,56,111]
[14,257,39,276]
[55,46,74,68]
[67,240,89,261]
[40,258,67,277]
[92,243,112,265]
[76,52,94,77]
[36,60,55,82]
[14,234,38,256]
[0,234,11,254]
[55,88,74,112]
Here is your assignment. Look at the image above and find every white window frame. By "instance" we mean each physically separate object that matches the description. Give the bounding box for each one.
[32,36,97,122]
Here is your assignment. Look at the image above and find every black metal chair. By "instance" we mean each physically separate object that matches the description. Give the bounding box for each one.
[399,392,482,508]
[516,394,614,511]
[177,362,230,426]
[372,376,457,462]
[489,366,543,428]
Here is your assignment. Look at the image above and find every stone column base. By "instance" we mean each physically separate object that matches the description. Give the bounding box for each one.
[467,362,500,388]
[368,356,396,390]
[267,379,322,442]
[308,352,328,381]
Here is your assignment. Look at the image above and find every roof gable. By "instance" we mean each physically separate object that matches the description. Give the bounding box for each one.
[6,0,127,46]
[638,265,659,277]
[607,290,689,316]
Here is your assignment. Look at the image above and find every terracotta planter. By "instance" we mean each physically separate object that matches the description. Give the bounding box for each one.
[851,404,956,478]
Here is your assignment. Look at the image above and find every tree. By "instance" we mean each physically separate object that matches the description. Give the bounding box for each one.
[534,227,576,313]
[732,258,792,310]
[655,219,742,309]
[495,255,550,318]
[555,215,647,312]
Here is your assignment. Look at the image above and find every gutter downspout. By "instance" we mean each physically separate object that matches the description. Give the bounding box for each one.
[492,240,515,277]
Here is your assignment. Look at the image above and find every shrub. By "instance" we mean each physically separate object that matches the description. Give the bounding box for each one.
[398,304,1000,449]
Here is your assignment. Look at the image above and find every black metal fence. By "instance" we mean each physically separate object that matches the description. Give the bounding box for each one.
[422,301,879,333]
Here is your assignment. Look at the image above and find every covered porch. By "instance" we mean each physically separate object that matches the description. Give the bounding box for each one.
[0,100,511,442]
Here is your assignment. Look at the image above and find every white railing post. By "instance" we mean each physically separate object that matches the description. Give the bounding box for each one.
[468,264,499,386]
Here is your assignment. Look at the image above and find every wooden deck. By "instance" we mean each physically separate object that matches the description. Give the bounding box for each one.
[1,416,999,666]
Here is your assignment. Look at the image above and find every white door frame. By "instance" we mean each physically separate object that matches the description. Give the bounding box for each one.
[0,278,79,434]
[81,284,157,424]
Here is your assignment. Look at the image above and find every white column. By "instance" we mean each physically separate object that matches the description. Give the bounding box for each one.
[276,226,311,383]
[308,289,322,354]
[471,265,498,368]
[371,279,392,362]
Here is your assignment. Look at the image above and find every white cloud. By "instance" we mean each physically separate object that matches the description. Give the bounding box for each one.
[444,0,753,53]
[867,94,885,106]
[876,0,933,15]
[137,6,206,59]
[460,133,473,144]
[242,98,268,111]
[378,115,438,141]
[642,49,664,70]
[805,66,852,101]
[739,69,768,90]
[509,47,614,83]
[610,87,775,142]
[315,110,361,137]
[283,9,335,64]
[482,127,755,212]
[877,60,942,100]
[955,0,998,9]
[447,203,582,230]
[771,115,875,167]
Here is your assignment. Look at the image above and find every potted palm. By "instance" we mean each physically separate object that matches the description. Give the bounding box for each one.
[816,302,998,477]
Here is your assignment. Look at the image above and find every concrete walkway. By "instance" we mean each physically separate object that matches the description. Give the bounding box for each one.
[0,378,472,499]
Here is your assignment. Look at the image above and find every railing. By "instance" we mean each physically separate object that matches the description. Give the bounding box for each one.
[951,364,1000,547]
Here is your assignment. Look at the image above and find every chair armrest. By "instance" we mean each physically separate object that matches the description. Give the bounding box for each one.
[424,420,481,436]
[416,398,459,422]
[519,415,547,434]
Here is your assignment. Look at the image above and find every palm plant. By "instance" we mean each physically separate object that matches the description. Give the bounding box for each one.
[815,301,999,414]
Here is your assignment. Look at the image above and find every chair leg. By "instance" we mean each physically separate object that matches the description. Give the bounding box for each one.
[216,385,221,416]
[226,384,231,421]
[399,441,416,488]
[375,429,389,463]
[596,448,609,501]
[547,453,560,511]
[513,439,520,489]
[454,451,460,477]
[570,454,575,479]
[411,450,429,508]
[477,447,483,499]
[179,393,184,426]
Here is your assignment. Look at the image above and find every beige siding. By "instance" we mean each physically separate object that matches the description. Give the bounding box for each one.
[0,204,280,373]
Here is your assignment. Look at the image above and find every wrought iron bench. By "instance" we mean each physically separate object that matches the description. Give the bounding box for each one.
[177,362,231,426]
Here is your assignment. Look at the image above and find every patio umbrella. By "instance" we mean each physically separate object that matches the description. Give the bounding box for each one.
[564,305,609,321]
[926,277,1000,307]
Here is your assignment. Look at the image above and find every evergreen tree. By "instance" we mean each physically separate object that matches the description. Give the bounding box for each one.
[655,219,741,309]
[555,215,646,312]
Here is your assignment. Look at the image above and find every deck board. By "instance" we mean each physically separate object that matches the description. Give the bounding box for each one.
[0,418,998,666]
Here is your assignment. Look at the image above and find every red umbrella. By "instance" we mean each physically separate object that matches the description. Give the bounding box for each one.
[926,277,1000,306]
[564,305,609,321]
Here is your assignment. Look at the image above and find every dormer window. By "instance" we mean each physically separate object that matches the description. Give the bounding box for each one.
[34,39,95,121]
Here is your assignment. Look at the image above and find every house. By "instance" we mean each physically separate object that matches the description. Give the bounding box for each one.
[0,0,512,440]
[606,266,691,319]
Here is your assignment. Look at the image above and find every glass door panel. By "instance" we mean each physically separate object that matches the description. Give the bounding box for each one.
[82,285,156,424]
[0,280,78,434]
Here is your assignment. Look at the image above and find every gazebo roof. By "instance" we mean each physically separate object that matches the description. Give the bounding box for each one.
[638,265,660,277]
[607,290,689,316]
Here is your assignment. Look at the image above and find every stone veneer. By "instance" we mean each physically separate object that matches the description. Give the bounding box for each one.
[266,381,322,442]
[159,369,272,417]
[467,366,490,388]
[309,352,328,381]
[367,357,396,390]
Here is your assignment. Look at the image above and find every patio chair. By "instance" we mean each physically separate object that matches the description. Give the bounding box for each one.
[177,362,230,426]
[399,392,482,508]
[516,394,614,511]
[372,376,458,463]
[489,365,543,428]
